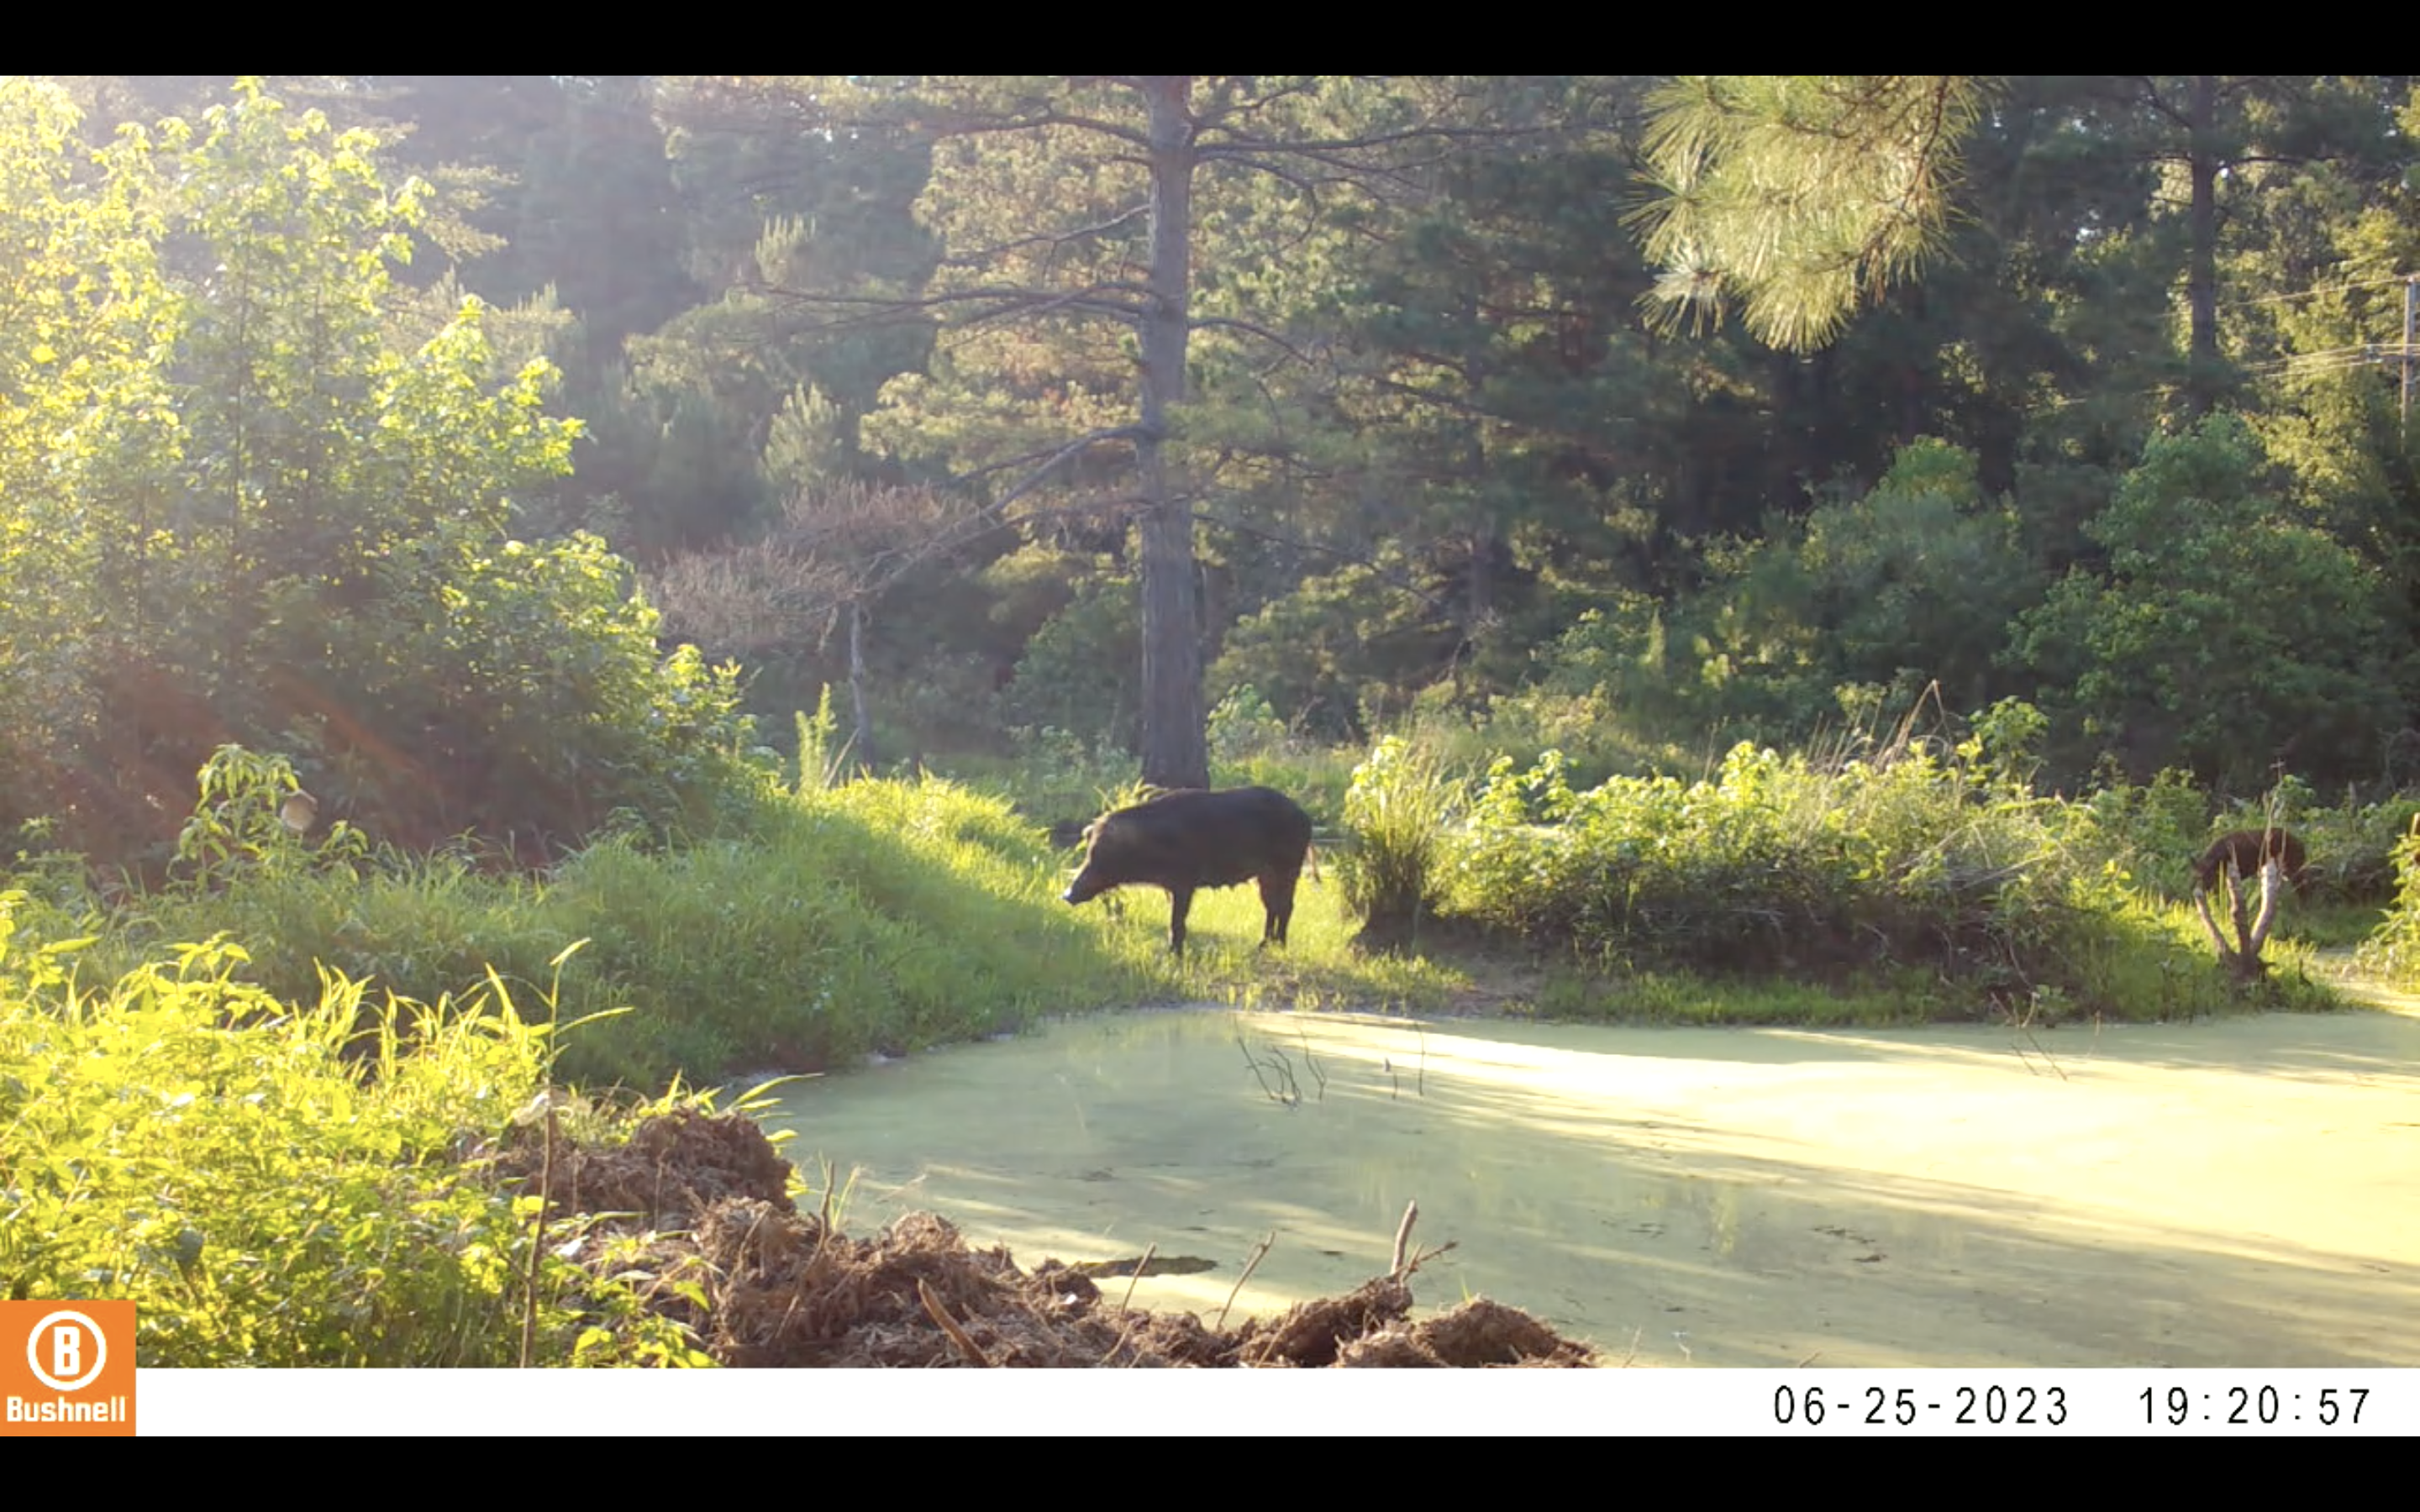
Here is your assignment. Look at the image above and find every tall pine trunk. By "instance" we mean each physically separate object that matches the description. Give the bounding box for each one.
[1136,76,1209,791]
[2184,74,2222,418]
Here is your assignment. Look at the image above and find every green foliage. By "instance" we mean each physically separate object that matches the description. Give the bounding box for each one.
[2008,414,2410,790]
[2355,813,2420,983]
[2056,764,2212,899]
[0,77,761,871]
[1212,564,1458,744]
[0,894,705,1366]
[66,734,1486,1100]
[1519,442,2037,756]
[1442,735,2260,1020]
[971,724,1141,829]
[530,779,1142,1085]
[1962,697,2050,794]
[1207,685,1292,764]
[1633,76,1990,352]
[2251,783,2420,905]
[104,774,1173,1090]
[794,687,847,795]
[1337,735,1466,937]
[1524,965,1966,1027]
[1788,439,2038,716]
[170,744,369,888]
[1004,576,1139,752]
[285,526,758,846]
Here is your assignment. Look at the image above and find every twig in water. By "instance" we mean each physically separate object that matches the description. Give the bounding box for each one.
[2007,1033,2042,1078]
[1297,1026,1327,1101]
[1267,1045,1300,1104]
[1238,1034,1280,1099]
[1237,1034,1298,1105]
[918,1278,993,1367]
[1391,1200,1419,1280]
[1402,1238,1458,1278]
[2019,1024,2068,1082]
[1118,1242,1158,1314]
[1216,1231,1277,1331]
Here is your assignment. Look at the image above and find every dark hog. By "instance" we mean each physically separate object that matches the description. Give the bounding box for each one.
[2192,827,2312,896]
[1061,786,1315,958]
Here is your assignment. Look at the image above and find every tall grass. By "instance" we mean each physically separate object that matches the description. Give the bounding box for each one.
[1336,734,1465,942]
[92,764,1465,1092]
[0,892,705,1365]
[2355,814,2420,984]
[1413,735,2335,1022]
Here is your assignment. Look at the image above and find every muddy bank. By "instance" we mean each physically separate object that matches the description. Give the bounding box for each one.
[493,1106,1600,1367]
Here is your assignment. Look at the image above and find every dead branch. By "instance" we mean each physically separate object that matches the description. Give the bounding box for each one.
[1117,1242,1156,1313]
[2192,856,2285,981]
[916,1277,993,1367]
[1214,1231,1276,1331]
[1190,508,1458,615]
[942,202,1153,268]
[1390,1200,1419,1280]
[742,281,1149,337]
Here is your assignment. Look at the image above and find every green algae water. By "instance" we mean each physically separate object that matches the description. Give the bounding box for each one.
[756,1000,2420,1367]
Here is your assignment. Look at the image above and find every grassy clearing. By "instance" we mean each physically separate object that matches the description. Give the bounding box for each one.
[1062,858,1473,1016]
[79,770,1460,1093]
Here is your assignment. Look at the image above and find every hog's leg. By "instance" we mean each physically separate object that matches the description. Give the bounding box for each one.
[1167,885,1197,958]
[1258,869,1299,947]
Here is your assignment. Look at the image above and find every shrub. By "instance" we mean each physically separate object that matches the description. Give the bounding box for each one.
[0,896,705,1366]
[1337,735,1466,942]
[1444,736,2240,1019]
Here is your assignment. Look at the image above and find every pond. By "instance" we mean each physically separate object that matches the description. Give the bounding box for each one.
[755,997,2420,1367]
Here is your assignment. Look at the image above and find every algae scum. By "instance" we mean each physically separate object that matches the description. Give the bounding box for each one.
[759,1001,2420,1368]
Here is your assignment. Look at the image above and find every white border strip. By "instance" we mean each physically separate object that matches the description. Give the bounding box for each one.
[126,1369,2414,1436]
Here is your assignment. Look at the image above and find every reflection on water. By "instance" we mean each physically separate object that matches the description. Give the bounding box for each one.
[756,1005,2420,1367]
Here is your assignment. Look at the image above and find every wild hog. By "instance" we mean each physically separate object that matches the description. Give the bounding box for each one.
[2192,827,2312,897]
[1061,785,1315,958]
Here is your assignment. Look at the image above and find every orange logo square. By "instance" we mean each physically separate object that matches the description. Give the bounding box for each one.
[0,1301,137,1437]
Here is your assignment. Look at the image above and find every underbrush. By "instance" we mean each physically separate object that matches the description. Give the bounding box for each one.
[0,894,709,1366]
[2059,765,2419,911]
[1349,735,2344,1025]
[82,746,1447,1091]
[26,711,2391,1137]
[108,777,1172,1089]
[2355,817,2420,984]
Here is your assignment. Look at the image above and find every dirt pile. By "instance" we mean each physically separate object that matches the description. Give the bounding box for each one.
[495,1105,1601,1368]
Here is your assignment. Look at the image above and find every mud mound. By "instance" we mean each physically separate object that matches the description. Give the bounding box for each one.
[498,1106,1602,1368]
[494,1105,795,1230]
